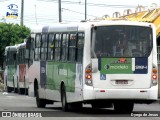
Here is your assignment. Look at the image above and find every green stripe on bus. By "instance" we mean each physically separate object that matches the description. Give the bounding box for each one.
[46,62,76,92]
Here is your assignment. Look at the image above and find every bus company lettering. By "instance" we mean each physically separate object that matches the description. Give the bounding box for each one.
[135,65,147,70]
[59,69,67,76]
[105,64,129,70]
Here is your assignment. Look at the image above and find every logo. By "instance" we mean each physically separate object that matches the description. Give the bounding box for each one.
[2,112,42,117]
[6,4,18,19]
[105,64,129,70]
[2,112,11,117]
[106,64,110,69]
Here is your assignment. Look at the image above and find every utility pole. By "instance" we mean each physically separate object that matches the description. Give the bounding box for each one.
[85,0,87,20]
[21,0,24,26]
[58,0,62,22]
[35,4,38,25]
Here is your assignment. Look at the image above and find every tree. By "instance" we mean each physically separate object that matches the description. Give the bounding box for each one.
[0,23,31,68]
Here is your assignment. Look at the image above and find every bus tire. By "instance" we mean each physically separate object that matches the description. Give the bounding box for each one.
[35,88,46,108]
[61,85,69,112]
[114,101,134,113]
[25,88,28,95]
[19,88,24,94]
[16,78,19,93]
[14,88,18,93]
[92,102,113,109]
[7,86,12,93]
[69,102,82,111]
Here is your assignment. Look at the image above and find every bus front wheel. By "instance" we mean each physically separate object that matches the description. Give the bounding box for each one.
[114,101,134,113]
[35,88,46,108]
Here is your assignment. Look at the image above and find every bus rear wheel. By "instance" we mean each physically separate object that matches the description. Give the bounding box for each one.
[35,88,46,108]
[19,88,25,94]
[61,85,69,112]
[114,101,134,113]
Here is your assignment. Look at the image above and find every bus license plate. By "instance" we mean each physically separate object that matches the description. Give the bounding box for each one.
[116,80,128,84]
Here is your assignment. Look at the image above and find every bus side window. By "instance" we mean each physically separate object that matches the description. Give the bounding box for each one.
[68,33,77,62]
[61,33,69,61]
[54,34,61,61]
[48,33,54,60]
[77,33,84,63]
[19,49,22,64]
[41,34,48,60]
[34,34,41,61]
[13,53,16,60]
[8,52,11,65]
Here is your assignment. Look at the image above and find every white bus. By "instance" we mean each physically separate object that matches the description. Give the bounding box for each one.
[14,42,29,94]
[26,25,44,97]
[26,21,158,113]
[4,45,17,92]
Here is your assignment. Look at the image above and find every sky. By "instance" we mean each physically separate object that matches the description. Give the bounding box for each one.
[0,0,160,29]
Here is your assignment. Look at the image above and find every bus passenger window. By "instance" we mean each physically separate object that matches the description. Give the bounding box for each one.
[68,33,77,62]
[61,34,69,61]
[34,34,41,61]
[41,34,48,60]
[54,34,61,61]
[77,33,84,62]
[47,34,54,60]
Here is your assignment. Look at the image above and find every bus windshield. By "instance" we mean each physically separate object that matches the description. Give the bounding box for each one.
[92,25,153,58]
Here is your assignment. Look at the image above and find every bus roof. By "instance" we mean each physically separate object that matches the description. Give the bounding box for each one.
[16,42,26,50]
[4,45,17,55]
[32,20,154,34]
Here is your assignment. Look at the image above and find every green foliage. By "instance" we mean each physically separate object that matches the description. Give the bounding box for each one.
[0,23,31,68]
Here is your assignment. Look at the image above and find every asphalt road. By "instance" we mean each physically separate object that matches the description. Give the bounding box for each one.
[0,92,159,120]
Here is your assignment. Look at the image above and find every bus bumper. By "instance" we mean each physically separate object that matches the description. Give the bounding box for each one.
[83,85,158,100]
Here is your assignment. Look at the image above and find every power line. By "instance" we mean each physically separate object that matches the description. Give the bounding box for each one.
[62,8,97,17]
[38,0,144,8]
[0,0,9,2]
